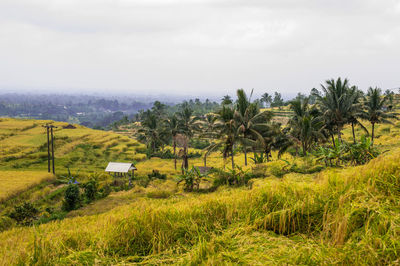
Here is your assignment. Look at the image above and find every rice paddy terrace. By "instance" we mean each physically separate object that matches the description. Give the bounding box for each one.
[0,118,147,173]
[0,117,400,265]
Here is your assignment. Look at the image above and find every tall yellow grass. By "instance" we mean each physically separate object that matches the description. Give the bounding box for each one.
[0,147,400,264]
[0,171,55,202]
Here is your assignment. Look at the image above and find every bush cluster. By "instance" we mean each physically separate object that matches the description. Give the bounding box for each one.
[148,170,167,180]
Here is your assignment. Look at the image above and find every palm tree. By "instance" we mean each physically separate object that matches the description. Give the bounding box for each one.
[271,91,284,109]
[235,89,252,165]
[288,98,324,155]
[151,101,166,118]
[207,105,238,169]
[261,93,272,108]
[384,89,395,110]
[316,78,358,143]
[363,87,398,144]
[165,114,181,170]
[346,86,368,143]
[199,113,217,167]
[137,110,162,154]
[235,89,272,165]
[251,112,277,161]
[221,95,233,105]
[176,103,201,171]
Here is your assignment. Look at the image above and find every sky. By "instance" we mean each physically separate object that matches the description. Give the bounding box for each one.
[0,0,399,99]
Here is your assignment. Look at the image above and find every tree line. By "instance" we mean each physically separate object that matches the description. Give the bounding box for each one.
[136,77,398,171]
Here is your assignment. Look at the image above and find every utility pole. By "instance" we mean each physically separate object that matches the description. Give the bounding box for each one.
[51,126,55,174]
[43,124,57,174]
[46,125,50,172]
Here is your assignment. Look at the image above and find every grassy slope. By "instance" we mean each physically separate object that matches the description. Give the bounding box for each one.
[1,146,400,264]
[1,117,400,264]
[0,117,147,218]
[0,118,146,175]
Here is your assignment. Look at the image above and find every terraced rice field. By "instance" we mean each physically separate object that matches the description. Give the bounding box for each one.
[0,171,54,202]
[0,118,146,174]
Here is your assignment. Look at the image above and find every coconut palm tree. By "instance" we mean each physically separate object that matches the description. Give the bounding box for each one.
[234,89,254,165]
[363,87,398,144]
[199,113,218,167]
[176,103,201,171]
[252,112,278,161]
[207,105,238,169]
[384,89,395,110]
[288,98,325,155]
[137,110,162,154]
[164,114,181,170]
[235,105,273,165]
[316,78,358,143]
[221,95,233,105]
[346,86,368,143]
[261,93,272,108]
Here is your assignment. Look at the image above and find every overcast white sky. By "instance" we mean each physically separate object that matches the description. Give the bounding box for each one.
[0,0,399,98]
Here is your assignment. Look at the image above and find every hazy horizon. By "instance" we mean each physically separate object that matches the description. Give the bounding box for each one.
[1,0,399,97]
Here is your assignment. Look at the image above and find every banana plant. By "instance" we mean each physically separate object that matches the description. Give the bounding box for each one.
[250,153,267,164]
[177,166,207,191]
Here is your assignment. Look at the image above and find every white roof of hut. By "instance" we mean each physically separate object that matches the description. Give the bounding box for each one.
[105,162,137,173]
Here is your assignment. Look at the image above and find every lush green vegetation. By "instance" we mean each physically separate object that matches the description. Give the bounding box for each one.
[0,78,400,265]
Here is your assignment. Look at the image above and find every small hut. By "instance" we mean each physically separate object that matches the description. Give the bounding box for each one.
[105,162,137,185]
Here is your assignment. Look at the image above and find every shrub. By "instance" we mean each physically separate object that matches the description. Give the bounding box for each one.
[36,210,68,225]
[148,170,167,180]
[98,184,111,199]
[0,216,15,231]
[152,150,175,159]
[135,176,151,188]
[178,166,207,191]
[62,184,81,211]
[346,136,379,165]
[212,166,254,187]
[8,202,39,225]
[250,153,267,164]
[83,179,98,203]
[269,161,289,178]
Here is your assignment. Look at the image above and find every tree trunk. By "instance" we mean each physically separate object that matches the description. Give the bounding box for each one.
[352,122,356,144]
[302,141,307,156]
[204,154,207,167]
[331,134,336,147]
[184,146,189,170]
[337,127,342,144]
[371,123,375,145]
[244,147,247,166]
[231,149,235,169]
[173,139,177,170]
